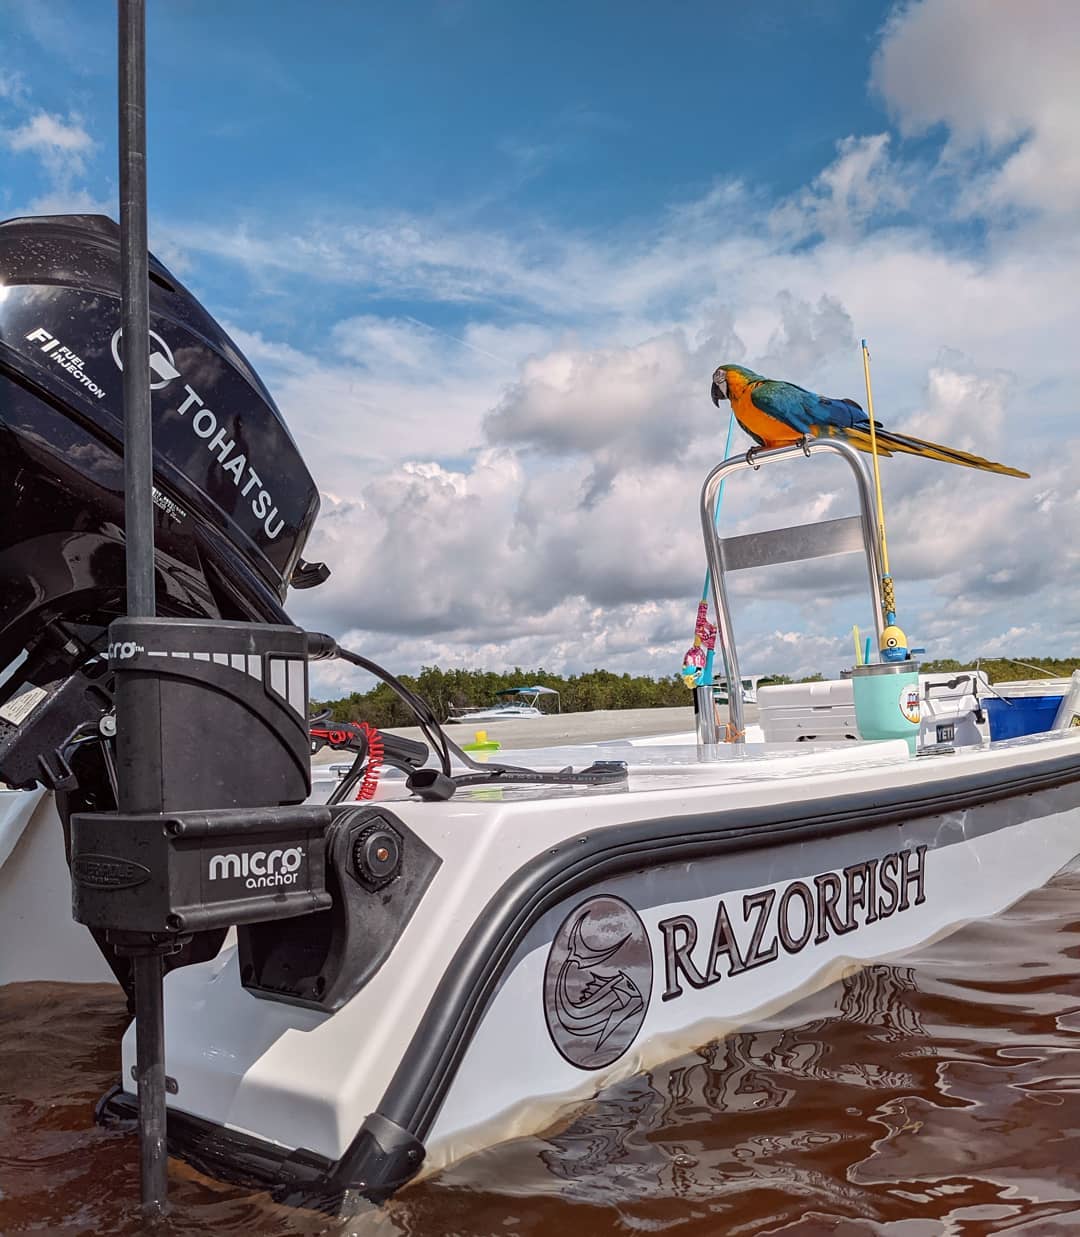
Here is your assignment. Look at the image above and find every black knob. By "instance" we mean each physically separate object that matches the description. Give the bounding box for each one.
[353,827,402,886]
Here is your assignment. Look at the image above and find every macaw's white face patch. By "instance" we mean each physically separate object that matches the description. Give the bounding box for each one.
[544,895,652,1070]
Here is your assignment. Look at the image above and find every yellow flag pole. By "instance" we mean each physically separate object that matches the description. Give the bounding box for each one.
[861,339,898,631]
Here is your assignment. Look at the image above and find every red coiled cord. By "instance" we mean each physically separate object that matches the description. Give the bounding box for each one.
[356,721,384,800]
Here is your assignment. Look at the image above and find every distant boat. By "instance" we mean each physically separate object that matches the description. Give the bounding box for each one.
[446,685,561,723]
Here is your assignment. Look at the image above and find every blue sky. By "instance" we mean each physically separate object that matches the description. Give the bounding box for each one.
[5,3,892,215]
[7,0,904,340]
[3,0,1079,693]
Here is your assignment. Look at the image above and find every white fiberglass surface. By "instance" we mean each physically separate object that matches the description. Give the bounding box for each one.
[150,760,1080,1163]
[0,791,115,985]
[490,738,909,771]
[0,786,43,868]
[357,737,915,806]
[424,796,1080,1171]
[314,727,1080,809]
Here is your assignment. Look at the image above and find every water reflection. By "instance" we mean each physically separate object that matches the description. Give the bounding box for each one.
[421,874,1080,1233]
[6,872,1080,1234]
[522,963,925,1216]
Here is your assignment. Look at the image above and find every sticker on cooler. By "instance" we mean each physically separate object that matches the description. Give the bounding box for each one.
[899,683,921,725]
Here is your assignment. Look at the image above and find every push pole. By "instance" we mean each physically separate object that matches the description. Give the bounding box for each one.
[119,0,154,620]
[118,0,168,1215]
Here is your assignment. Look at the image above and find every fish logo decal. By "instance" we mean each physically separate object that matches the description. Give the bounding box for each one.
[554,913,645,1047]
[544,895,652,1069]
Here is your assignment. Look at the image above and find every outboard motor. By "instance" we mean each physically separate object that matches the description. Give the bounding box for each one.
[0,210,446,1208]
[0,212,325,651]
[0,212,329,986]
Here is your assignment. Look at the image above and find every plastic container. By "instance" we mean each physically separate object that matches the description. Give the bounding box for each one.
[850,661,921,754]
[1052,671,1080,730]
[919,670,988,749]
[991,678,1073,697]
[461,729,502,753]
[758,679,859,743]
[984,695,1064,740]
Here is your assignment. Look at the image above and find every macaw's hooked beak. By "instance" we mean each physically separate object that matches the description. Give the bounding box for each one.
[711,379,726,406]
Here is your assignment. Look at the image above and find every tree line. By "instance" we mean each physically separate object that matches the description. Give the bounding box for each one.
[312,655,1079,729]
[314,665,837,727]
[314,666,688,728]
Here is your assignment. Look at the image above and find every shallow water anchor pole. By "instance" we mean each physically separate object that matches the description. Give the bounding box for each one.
[119,0,154,620]
[118,0,169,1216]
[130,949,169,1213]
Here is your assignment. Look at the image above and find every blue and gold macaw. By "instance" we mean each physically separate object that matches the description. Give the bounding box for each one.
[710,364,1028,478]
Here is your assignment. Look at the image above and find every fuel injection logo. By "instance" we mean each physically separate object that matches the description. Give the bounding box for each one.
[25,327,107,399]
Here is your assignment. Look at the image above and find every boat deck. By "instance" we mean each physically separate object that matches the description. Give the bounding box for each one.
[316,726,1080,807]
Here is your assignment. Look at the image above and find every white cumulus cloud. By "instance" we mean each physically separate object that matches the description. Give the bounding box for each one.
[873,0,1080,216]
[5,110,94,179]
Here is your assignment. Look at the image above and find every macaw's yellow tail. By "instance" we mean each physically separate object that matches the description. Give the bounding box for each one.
[842,425,1029,478]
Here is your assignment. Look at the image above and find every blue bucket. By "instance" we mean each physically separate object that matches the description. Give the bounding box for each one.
[984,695,1063,741]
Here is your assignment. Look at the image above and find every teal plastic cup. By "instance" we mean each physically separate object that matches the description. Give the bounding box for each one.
[851,661,921,753]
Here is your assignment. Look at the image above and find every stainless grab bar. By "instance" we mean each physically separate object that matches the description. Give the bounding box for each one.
[698,439,886,746]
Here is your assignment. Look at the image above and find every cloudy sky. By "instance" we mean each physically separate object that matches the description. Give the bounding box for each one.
[2,0,1078,695]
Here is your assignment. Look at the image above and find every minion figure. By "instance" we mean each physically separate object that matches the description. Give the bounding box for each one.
[880,625,909,662]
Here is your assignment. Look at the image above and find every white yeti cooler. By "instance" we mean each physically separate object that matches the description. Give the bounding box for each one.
[919,670,989,749]
[758,679,860,742]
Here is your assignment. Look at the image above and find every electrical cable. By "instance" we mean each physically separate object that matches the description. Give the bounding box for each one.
[355,721,383,800]
[326,745,366,806]
[333,646,453,774]
[310,635,629,800]
[324,731,384,805]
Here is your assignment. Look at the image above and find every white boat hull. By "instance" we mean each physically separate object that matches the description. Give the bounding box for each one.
[426,790,1077,1172]
[446,705,543,722]
[0,789,114,986]
[84,729,1080,1203]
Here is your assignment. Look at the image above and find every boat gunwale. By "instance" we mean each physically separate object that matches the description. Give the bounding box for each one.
[118,741,1080,1200]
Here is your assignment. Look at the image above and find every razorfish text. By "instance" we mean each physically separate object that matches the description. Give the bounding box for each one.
[659,846,927,1001]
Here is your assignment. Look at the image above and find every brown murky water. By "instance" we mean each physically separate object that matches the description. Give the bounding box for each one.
[6,868,1080,1236]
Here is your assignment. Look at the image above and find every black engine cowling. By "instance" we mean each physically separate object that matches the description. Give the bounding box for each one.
[0,213,323,673]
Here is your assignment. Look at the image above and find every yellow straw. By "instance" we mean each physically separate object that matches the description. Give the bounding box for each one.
[852,624,863,665]
[861,340,890,576]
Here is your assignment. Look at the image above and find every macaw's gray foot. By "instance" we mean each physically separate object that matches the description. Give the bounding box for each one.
[800,435,813,457]
[745,446,761,470]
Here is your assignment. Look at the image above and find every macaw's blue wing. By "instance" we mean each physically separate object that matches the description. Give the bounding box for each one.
[751,379,867,434]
